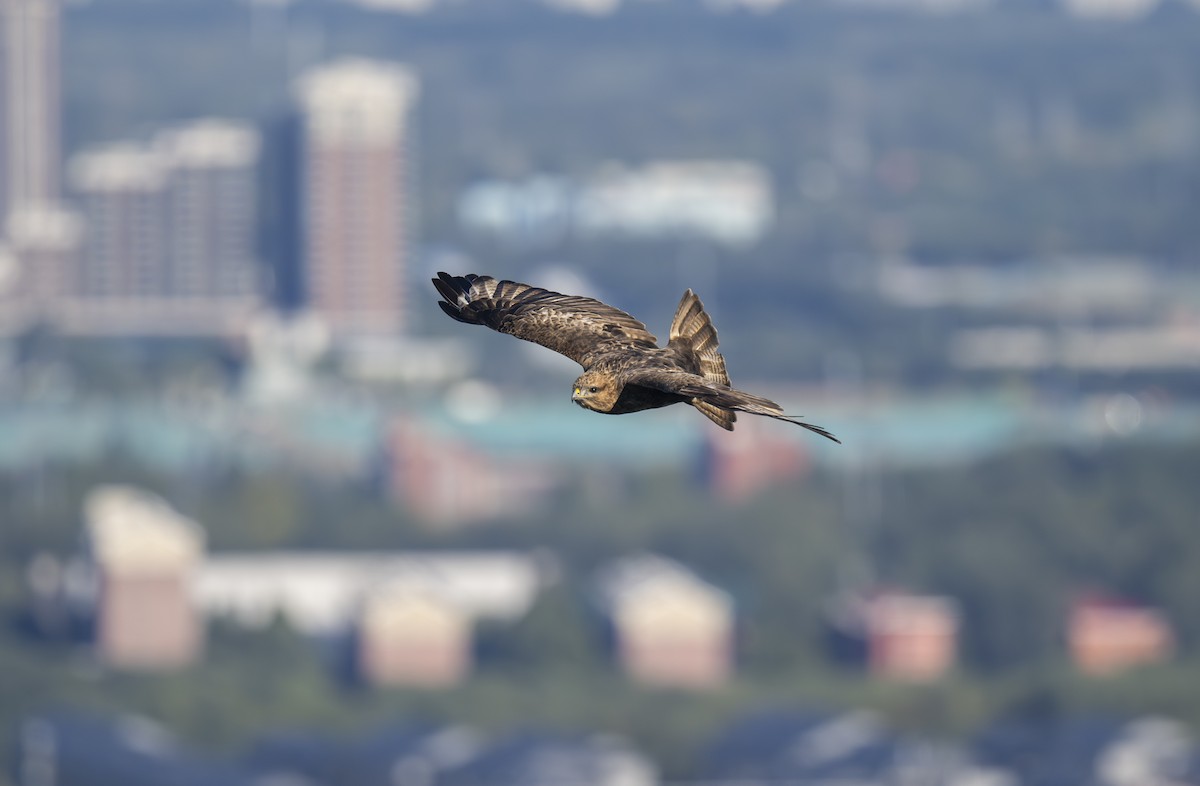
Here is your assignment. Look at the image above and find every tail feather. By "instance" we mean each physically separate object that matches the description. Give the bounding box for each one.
[669,289,738,429]
[669,289,731,386]
[683,381,842,444]
[693,399,736,431]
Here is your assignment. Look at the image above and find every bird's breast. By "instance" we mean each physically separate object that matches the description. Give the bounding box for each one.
[606,383,687,414]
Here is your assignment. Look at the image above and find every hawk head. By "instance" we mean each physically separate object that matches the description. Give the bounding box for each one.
[571,371,621,413]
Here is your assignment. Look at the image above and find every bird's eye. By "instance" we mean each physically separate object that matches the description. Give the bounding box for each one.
[589,386,599,393]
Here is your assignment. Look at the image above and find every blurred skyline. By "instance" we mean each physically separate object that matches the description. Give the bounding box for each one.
[2,0,1200,784]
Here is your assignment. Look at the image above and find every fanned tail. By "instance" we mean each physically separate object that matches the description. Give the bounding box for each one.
[693,400,736,431]
[669,289,737,431]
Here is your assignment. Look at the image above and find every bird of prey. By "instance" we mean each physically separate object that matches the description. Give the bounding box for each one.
[432,272,840,443]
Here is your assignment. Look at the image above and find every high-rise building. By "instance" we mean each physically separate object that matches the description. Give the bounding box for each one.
[68,144,169,299]
[296,58,419,337]
[0,0,62,231]
[155,119,261,300]
[4,204,80,304]
[65,120,263,333]
[1,0,80,321]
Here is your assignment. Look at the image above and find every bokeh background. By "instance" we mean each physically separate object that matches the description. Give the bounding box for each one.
[2,0,1200,784]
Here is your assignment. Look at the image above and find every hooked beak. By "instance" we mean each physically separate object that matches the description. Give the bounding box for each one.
[572,385,583,401]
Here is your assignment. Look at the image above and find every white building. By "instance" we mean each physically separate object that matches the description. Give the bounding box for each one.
[1060,0,1159,19]
[55,486,560,678]
[459,160,775,248]
[194,550,557,634]
[578,161,774,246]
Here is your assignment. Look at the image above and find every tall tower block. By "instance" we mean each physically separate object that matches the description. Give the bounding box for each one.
[68,144,168,299]
[0,0,62,228]
[296,59,419,337]
[155,119,261,301]
[1,0,80,316]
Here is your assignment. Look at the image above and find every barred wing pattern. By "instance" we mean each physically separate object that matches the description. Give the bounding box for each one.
[432,271,842,443]
[433,272,659,368]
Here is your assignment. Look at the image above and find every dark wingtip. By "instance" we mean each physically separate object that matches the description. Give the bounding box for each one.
[432,273,465,305]
[438,300,470,323]
[434,273,490,325]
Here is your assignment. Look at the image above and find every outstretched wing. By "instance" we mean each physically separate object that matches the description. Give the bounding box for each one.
[433,272,659,368]
[626,367,842,443]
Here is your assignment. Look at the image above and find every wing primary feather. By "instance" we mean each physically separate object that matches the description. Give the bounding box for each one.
[437,300,476,324]
[431,271,659,367]
[431,275,462,306]
[433,272,481,309]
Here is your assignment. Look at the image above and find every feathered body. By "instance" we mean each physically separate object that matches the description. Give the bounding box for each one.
[432,272,839,443]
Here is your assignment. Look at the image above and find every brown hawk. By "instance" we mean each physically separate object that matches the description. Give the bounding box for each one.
[432,272,839,443]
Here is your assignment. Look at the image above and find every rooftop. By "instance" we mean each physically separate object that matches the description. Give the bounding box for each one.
[84,486,205,572]
[155,119,260,170]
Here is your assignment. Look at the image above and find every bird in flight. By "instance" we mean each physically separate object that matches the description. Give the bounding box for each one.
[432,272,840,443]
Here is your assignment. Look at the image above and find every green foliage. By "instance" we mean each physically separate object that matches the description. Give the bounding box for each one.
[4,434,1200,776]
[876,444,1200,661]
[476,584,604,674]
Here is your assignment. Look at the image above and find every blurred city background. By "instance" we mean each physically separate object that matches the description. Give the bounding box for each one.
[2,0,1200,783]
